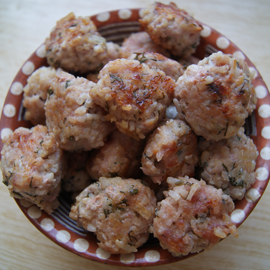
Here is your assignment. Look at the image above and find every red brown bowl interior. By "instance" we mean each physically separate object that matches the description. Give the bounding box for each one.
[0,8,269,267]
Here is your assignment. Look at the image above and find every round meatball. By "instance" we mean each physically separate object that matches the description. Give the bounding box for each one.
[62,151,92,193]
[128,52,185,81]
[23,66,58,125]
[70,177,157,254]
[151,176,238,256]
[174,52,255,141]
[141,119,198,184]
[90,59,176,140]
[45,70,114,151]
[139,2,203,57]
[119,31,170,59]
[86,129,144,180]
[197,128,258,200]
[1,125,66,214]
[45,12,108,74]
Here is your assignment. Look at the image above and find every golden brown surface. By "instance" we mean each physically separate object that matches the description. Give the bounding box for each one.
[1,0,270,269]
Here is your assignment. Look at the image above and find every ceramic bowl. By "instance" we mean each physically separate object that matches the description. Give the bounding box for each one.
[0,8,269,267]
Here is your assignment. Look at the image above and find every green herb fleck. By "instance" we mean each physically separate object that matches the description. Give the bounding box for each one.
[128,231,138,242]
[47,88,53,96]
[65,80,71,89]
[69,136,74,141]
[130,188,138,195]
[110,74,123,83]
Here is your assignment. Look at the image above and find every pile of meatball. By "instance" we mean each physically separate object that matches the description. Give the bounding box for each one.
[1,2,258,257]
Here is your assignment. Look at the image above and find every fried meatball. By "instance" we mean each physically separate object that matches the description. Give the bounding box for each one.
[45,12,108,74]
[139,2,203,57]
[1,125,66,214]
[86,129,144,180]
[90,59,176,140]
[197,128,258,200]
[151,176,238,256]
[45,70,114,151]
[62,151,92,193]
[23,66,58,125]
[128,52,184,81]
[141,119,198,184]
[119,31,170,58]
[70,177,157,254]
[174,52,254,141]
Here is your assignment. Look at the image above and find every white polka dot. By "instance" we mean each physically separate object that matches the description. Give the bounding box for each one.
[56,230,71,243]
[258,104,270,118]
[73,238,89,252]
[231,209,246,224]
[256,167,269,181]
[96,12,110,22]
[144,250,160,263]
[139,8,145,18]
[22,61,35,75]
[260,146,270,160]
[19,199,33,208]
[233,51,245,61]
[40,218,54,232]
[249,67,258,79]
[3,104,16,118]
[200,25,211,37]
[255,85,268,99]
[118,9,132,20]
[1,128,13,140]
[261,126,270,139]
[216,37,230,49]
[27,205,42,219]
[120,253,135,264]
[245,188,261,203]
[96,247,111,260]
[10,81,23,95]
[36,44,46,58]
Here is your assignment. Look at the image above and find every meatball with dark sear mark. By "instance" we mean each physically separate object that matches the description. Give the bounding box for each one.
[45,70,114,151]
[128,52,185,81]
[45,12,108,74]
[70,177,157,254]
[1,125,66,214]
[139,2,203,57]
[174,52,255,141]
[151,176,238,257]
[119,31,170,58]
[90,59,176,140]
[197,127,258,200]
[141,119,198,184]
[86,129,144,180]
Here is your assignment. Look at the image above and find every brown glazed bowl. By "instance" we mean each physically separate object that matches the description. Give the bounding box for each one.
[0,8,269,267]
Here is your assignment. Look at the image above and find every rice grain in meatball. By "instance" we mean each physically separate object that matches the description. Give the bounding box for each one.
[70,177,157,254]
[90,59,176,140]
[141,119,198,184]
[139,2,203,57]
[119,31,170,59]
[1,125,66,214]
[198,127,258,200]
[86,129,144,180]
[174,52,255,141]
[23,66,58,125]
[45,12,108,74]
[151,176,238,256]
[45,70,114,151]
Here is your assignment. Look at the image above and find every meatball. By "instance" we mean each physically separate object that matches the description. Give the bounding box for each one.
[90,59,176,140]
[45,70,114,151]
[1,125,66,214]
[128,52,185,81]
[62,151,92,193]
[86,129,144,180]
[174,52,255,141]
[141,119,198,184]
[70,177,157,254]
[119,32,170,58]
[139,2,203,57]
[23,66,58,125]
[45,12,108,74]
[151,176,238,256]
[197,128,258,200]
